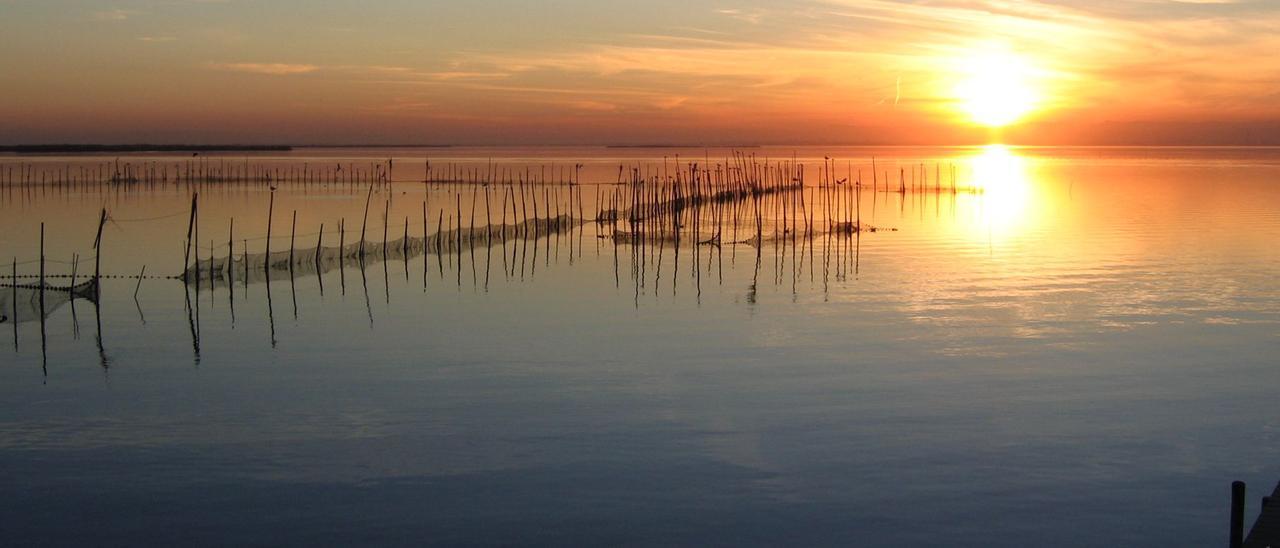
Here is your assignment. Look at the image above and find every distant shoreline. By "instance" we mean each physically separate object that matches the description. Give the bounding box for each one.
[4,143,1280,154]
[301,144,454,149]
[0,144,294,153]
[605,144,762,149]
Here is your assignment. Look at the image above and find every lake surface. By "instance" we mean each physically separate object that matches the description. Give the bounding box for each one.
[2,146,1279,546]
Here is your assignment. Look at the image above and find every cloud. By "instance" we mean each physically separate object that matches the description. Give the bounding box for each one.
[434,0,1280,122]
[94,9,130,21]
[426,71,511,81]
[50,0,1280,142]
[716,8,765,24]
[333,65,417,75]
[211,62,320,75]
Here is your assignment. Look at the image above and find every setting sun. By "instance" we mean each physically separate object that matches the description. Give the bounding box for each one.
[953,49,1039,127]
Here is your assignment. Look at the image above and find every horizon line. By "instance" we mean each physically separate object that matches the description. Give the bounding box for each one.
[7,143,1280,153]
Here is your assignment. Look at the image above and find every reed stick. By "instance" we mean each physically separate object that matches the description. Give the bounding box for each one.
[265,190,275,274]
[289,210,297,268]
[316,224,324,265]
[12,257,18,345]
[134,266,146,299]
[183,194,197,280]
[359,185,372,260]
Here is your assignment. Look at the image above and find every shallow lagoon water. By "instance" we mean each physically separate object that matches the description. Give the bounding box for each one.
[2,146,1279,546]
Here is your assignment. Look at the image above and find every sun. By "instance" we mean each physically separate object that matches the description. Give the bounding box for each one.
[953,49,1039,127]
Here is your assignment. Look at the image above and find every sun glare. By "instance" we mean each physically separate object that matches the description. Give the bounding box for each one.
[970,144,1033,237]
[953,49,1039,127]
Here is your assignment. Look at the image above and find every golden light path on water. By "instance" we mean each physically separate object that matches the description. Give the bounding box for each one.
[962,144,1035,243]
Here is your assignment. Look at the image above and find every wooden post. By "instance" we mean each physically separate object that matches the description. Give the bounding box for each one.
[265,190,274,273]
[228,218,234,276]
[430,199,435,286]
[316,223,324,265]
[359,185,373,260]
[183,194,197,280]
[38,223,45,288]
[244,239,249,284]
[484,186,492,244]
[38,223,47,374]
[93,208,106,284]
[289,210,297,267]
[208,238,213,289]
[39,222,45,311]
[134,265,146,299]
[11,257,17,346]
[1232,481,1246,548]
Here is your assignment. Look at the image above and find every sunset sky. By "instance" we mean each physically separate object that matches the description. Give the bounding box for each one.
[2,0,1278,145]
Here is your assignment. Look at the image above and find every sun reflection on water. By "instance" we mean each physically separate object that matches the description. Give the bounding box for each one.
[969,145,1034,240]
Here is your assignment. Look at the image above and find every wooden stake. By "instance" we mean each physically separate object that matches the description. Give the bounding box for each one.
[11,258,17,345]
[316,223,324,265]
[39,223,45,315]
[265,190,274,273]
[359,185,372,260]
[38,223,45,289]
[289,210,297,267]
[182,195,197,279]
[134,265,146,299]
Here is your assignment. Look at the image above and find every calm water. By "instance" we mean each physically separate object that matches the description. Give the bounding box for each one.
[2,146,1279,546]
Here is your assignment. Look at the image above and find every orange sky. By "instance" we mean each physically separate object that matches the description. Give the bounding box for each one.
[2,0,1278,145]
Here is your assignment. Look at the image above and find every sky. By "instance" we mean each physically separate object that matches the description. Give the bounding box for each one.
[1,0,1278,145]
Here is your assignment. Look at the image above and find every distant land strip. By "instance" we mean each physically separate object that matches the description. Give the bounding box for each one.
[606,144,762,149]
[299,144,454,148]
[0,144,293,153]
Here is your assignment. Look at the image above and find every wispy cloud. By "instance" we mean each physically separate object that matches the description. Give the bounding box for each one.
[94,9,130,21]
[211,62,320,75]
[425,71,511,81]
[716,8,765,24]
[422,0,1280,122]
[138,36,177,43]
